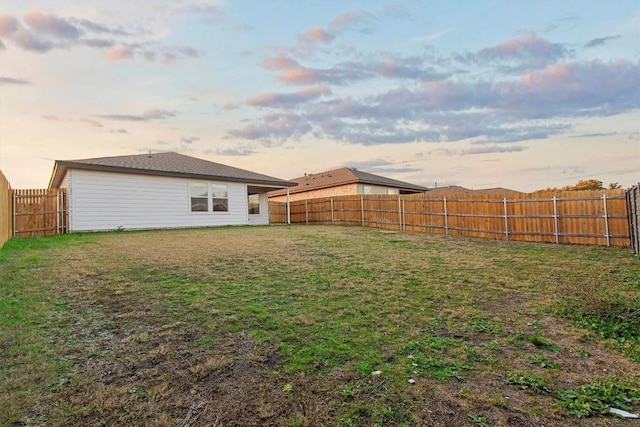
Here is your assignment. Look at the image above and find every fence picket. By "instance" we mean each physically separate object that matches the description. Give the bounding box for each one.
[269,189,630,247]
[12,188,67,237]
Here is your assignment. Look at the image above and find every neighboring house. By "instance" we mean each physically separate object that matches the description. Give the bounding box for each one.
[426,186,522,195]
[268,167,428,202]
[48,152,295,231]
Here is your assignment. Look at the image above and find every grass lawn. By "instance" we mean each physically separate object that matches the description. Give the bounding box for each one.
[1,225,639,426]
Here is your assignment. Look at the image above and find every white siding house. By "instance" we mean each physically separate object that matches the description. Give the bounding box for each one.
[48,152,294,232]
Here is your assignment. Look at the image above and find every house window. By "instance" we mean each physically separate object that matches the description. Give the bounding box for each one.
[190,182,228,213]
[248,193,260,215]
[190,182,209,212]
[211,184,228,212]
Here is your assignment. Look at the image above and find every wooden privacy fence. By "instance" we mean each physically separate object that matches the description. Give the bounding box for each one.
[627,183,640,257]
[0,170,11,247]
[12,189,67,237]
[270,190,629,247]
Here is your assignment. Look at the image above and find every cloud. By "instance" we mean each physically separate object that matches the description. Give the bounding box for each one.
[246,86,331,107]
[23,11,83,40]
[0,11,199,63]
[79,118,104,127]
[109,129,129,134]
[277,67,323,84]
[181,136,200,144]
[160,45,199,63]
[105,45,133,61]
[265,53,450,86]
[236,50,639,145]
[227,113,311,141]
[514,60,640,115]
[263,56,299,70]
[286,11,374,57]
[105,44,199,63]
[569,131,617,138]
[542,16,578,33]
[584,35,621,48]
[343,159,421,174]
[69,18,130,36]
[97,109,176,121]
[460,32,571,72]
[0,76,32,85]
[215,145,258,156]
[41,115,64,121]
[376,57,449,80]
[328,11,373,33]
[430,145,526,156]
[234,23,253,32]
[299,27,334,43]
[182,4,225,23]
[83,38,116,48]
[422,29,454,42]
[0,14,19,36]
[10,28,54,52]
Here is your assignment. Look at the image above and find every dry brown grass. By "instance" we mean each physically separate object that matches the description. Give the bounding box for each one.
[1,225,638,426]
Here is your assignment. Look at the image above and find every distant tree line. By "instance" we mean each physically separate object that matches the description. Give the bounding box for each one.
[538,179,622,192]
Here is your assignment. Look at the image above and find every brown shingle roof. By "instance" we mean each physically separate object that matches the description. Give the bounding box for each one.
[48,152,296,189]
[269,167,428,196]
[426,185,522,195]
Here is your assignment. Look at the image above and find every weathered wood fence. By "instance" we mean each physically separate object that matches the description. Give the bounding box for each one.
[270,190,629,247]
[0,171,11,248]
[627,183,640,257]
[11,189,67,237]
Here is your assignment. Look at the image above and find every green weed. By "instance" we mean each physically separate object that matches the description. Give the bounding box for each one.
[557,379,640,418]
[530,335,561,352]
[527,353,557,369]
[507,371,553,394]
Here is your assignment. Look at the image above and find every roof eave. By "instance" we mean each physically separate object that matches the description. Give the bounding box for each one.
[48,162,67,189]
[52,161,296,188]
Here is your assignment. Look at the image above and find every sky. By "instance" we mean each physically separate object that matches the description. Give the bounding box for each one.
[0,0,638,192]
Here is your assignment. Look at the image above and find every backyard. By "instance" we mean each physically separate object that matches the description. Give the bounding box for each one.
[1,225,639,426]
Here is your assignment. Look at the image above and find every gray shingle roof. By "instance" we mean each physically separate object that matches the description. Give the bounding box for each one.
[269,167,428,196]
[49,152,295,189]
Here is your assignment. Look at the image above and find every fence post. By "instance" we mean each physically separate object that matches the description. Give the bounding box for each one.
[12,190,16,237]
[503,198,509,241]
[398,196,402,231]
[627,184,640,257]
[603,194,610,247]
[305,200,308,225]
[631,183,640,258]
[443,197,448,235]
[55,190,60,235]
[330,198,334,225]
[61,190,66,234]
[361,196,364,227]
[553,196,559,244]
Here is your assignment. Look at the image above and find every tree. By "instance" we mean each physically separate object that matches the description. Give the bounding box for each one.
[608,182,622,189]
[565,179,604,191]
[571,179,604,190]
[535,179,608,192]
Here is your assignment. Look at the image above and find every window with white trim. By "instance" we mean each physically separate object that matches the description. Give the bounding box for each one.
[190,181,228,213]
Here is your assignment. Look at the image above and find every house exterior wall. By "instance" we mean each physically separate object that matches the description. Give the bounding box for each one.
[269,183,359,202]
[247,193,269,225]
[65,169,259,231]
[269,183,403,202]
